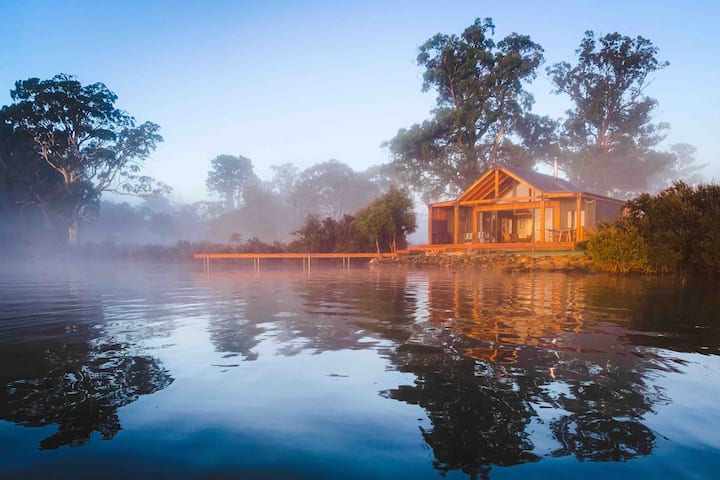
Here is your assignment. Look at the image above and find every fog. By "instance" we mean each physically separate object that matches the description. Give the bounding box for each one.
[0,157,421,253]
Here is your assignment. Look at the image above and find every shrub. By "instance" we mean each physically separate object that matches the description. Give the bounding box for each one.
[585,220,651,273]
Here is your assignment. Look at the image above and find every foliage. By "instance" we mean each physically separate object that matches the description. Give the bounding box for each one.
[269,162,299,197]
[585,219,651,273]
[206,154,255,209]
[288,159,380,219]
[586,182,720,275]
[288,186,415,254]
[385,17,553,202]
[625,182,720,274]
[354,186,417,254]
[354,203,395,255]
[548,32,698,198]
[288,214,372,253]
[1,74,167,245]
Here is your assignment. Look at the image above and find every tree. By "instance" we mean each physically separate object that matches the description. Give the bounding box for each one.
[270,162,299,198]
[206,154,255,210]
[289,159,380,219]
[1,74,167,245]
[0,112,68,241]
[547,32,697,197]
[354,202,394,255]
[289,214,338,253]
[354,186,417,255]
[385,18,550,202]
[649,143,705,192]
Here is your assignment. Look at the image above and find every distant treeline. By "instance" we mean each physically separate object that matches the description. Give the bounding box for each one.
[29,185,417,259]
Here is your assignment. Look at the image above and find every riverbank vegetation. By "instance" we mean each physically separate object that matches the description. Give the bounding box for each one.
[586,182,720,275]
[0,18,713,270]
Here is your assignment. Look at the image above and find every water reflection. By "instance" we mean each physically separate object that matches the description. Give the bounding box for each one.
[0,274,174,449]
[196,269,719,478]
[1,265,719,479]
[374,272,713,477]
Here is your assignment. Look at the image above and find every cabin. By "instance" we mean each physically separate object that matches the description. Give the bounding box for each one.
[427,164,624,246]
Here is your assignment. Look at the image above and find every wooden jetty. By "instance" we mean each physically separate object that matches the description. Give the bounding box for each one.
[193,251,406,272]
[193,241,575,272]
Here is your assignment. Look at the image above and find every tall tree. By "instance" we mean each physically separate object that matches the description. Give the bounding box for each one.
[547,31,695,197]
[270,162,299,199]
[206,154,255,210]
[1,74,167,245]
[385,18,549,202]
[288,159,380,219]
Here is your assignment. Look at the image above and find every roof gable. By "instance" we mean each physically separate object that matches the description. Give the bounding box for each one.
[456,164,583,202]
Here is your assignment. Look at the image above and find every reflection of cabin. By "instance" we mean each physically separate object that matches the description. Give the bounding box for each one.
[428,164,624,246]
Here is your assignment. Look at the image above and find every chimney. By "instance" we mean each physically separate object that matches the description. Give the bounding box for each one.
[553,157,558,178]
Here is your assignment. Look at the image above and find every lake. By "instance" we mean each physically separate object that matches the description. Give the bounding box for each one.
[1,261,719,479]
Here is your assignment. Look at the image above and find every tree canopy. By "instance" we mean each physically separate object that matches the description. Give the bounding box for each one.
[354,186,417,254]
[547,32,697,198]
[206,154,255,210]
[385,18,554,202]
[288,159,380,219]
[1,74,166,245]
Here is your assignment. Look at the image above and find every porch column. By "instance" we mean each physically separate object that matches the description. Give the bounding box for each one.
[453,203,459,245]
[428,205,433,244]
[539,197,546,242]
[576,194,582,242]
[472,205,478,243]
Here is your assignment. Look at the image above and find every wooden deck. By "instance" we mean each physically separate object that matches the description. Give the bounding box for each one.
[193,251,407,272]
[193,252,405,260]
[193,242,575,272]
[407,241,575,254]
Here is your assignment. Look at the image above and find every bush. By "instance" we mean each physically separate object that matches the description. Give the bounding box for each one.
[626,182,720,275]
[585,220,651,273]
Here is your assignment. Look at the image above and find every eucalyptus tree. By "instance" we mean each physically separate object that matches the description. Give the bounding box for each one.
[547,31,695,197]
[1,74,167,245]
[206,154,255,210]
[289,159,380,220]
[385,18,552,202]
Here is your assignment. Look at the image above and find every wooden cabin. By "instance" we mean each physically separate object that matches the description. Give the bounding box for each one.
[427,164,624,246]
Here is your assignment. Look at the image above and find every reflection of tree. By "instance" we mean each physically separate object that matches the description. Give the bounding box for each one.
[378,271,681,477]
[0,277,176,451]
[212,271,417,357]
[548,365,659,462]
[0,336,173,449]
[206,304,264,361]
[383,344,541,479]
[197,270,693,477]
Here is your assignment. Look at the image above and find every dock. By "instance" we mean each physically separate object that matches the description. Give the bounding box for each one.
[194,241,575,272]
[193,251,406,272]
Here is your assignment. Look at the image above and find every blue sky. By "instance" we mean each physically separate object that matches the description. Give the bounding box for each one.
[1,0,718,202]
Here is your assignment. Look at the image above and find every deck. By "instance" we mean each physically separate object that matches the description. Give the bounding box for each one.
[194,242,576,272]
[408,241,576,254]
[192,251,406,272]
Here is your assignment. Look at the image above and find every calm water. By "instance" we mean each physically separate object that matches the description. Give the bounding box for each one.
[1,261,719,479]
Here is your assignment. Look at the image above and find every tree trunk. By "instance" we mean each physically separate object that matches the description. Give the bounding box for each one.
[375,238,380,257]
[68,217,79,247]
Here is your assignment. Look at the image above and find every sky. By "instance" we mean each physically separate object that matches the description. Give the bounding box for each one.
[1,0,719,204]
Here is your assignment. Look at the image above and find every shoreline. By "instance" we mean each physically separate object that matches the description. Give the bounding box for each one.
[370,252,596,273]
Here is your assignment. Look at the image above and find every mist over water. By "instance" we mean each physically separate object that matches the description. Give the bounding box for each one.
[1,262,719,479]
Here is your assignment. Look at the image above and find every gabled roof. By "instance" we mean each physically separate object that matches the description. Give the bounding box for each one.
[500,164,579,193]
[453,163,595,204]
